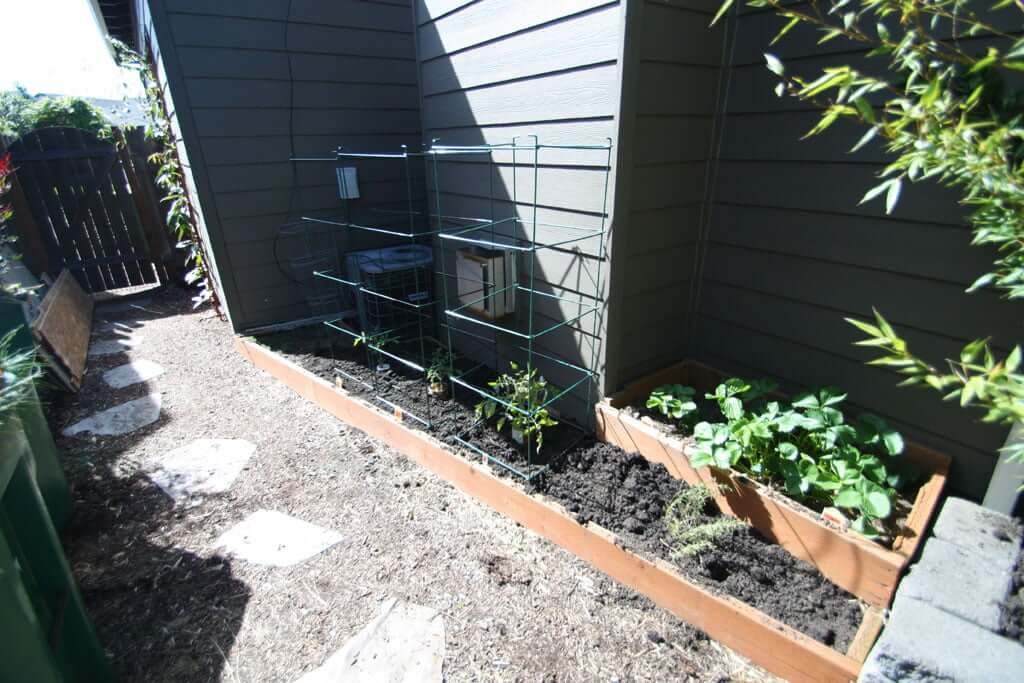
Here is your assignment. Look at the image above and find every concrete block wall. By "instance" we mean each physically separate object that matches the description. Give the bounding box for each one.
[860,498,1024,681]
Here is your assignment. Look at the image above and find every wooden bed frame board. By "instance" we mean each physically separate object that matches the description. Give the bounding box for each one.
[597,360,950,608]
[236,338,885,682]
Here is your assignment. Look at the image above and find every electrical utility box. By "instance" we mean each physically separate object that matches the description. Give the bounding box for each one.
[455,248,517,319]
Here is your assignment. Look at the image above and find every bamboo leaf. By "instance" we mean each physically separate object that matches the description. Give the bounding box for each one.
[885,177,902,214]
[710,0,734,26]
[765,53,785,76]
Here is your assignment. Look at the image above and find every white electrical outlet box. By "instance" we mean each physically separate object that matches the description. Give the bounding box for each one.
[455,248,516,319]
[336,167,360,199]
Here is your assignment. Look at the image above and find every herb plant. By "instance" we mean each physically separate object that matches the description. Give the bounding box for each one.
[646,384,699,428]
[475,362,558,450]
[664,485,744,557]
[689,378,914,538]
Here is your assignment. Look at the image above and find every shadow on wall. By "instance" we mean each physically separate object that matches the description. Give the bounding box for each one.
[47,301,250,682]
[412,16,613,425]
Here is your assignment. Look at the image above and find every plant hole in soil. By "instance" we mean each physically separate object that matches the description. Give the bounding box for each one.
[258,331,865,652]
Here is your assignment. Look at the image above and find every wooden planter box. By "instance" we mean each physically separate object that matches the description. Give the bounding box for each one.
[237,338,884,682]
[595,360,950,608]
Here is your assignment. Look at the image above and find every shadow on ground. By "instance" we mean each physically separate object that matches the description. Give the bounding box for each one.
[49,286,251,682]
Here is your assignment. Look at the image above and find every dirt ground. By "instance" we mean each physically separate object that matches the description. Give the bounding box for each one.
[51,286,771,682]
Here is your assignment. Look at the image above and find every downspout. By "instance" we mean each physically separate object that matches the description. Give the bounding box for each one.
[685,5,739,353]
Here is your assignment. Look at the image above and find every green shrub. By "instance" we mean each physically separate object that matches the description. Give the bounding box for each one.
[0,89,111,139]
[710,0,1024,470]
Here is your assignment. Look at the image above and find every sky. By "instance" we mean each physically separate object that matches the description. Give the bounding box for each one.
[0,0,143,99]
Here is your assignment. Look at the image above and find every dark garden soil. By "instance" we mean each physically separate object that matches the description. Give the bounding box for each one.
[539,443,863,651]
[261,331,865,653]
[263,330,580,476]
[1000,545,1024,644]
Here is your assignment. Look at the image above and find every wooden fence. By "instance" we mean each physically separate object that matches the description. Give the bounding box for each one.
[3,126,174,293]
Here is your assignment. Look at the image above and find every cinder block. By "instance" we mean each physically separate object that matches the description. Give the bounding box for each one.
[932,497,1021,565]
[859,596,1024,682]
[899,538,1012,631]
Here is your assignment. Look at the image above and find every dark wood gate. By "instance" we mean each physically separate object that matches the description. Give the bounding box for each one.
[6,127,170,293]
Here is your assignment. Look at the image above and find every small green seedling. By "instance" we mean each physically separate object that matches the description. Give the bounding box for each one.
[646,384,699,426]
[664,485,744,557]
[475,362,558,450]
[352,329,398,349]
[426,349,455,395]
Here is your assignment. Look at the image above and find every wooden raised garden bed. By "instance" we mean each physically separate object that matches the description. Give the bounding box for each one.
[236,337,884,682]
[595,360,950,608]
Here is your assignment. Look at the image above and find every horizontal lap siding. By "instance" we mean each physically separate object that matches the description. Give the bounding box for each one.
[155,0,421,330]
[609,0,725,387]
[416,0,623,418]
[693,7,1020,498]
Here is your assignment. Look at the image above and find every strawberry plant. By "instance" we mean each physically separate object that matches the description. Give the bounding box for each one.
[690,377,916,539]
[475,362,558,450]
[646,384,699,427]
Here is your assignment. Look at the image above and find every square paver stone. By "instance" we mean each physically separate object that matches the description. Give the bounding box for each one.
[148,438,255,506]
[88,336,143,357]
[103,359,165,389]
[216,510,343,567]
[62,394,162,437]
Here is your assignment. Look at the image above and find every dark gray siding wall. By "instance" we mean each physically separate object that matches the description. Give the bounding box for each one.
[415,0,625,417]
[690,6,1020,498]
[602,0,726,390]
[145,0,420,330]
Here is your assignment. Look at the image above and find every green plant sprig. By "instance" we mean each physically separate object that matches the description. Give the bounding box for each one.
[664,485,745,557]
[352,329,399,350]
[475,361,558,450]
[112,39,219,311]
[0,328,39,420]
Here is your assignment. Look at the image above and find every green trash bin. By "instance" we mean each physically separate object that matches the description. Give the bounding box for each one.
[1,300,72,529]
[0,416,113,683]
[16,383,71,530]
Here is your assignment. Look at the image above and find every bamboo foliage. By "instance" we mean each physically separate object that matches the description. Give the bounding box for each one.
[712,0,1024,465]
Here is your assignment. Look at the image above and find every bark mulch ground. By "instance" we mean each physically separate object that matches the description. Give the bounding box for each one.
[50,286,772,682]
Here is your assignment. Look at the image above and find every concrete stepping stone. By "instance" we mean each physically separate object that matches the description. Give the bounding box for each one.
[94,321,138,336]
[296,598,445,683]
[88,336,143,357]
[62,394,162,437]
[147,438,255,506]
[216,510,342,567]
[103,359,165,389]
[99,297,153,313]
